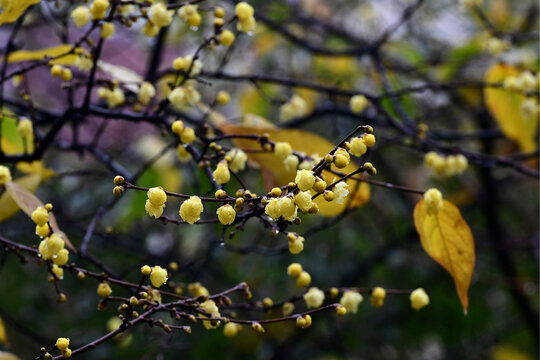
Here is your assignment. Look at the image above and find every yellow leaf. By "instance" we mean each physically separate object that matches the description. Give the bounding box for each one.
[0,175,41,222]
[484,63,538,152]
[4,180,76,252]
[1,115,34,155]
[491,345,532,360]
[0,351,19,360]
[414,199,475,312]
[6,45,79,66]
[0,315,8,345]
[0,0,39,25]
[221,124,370,217]
[16,161,55,180]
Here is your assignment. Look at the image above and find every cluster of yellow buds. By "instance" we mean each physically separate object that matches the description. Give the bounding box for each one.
[138,82,156,105]
[178,4,201,28]
[265,196,297,221]
[55,337,72,358]
[172,55,203,76]
[149,3,173,28]
[287,263,311,287]
[50,64,72,81]
[199,299,221,329]
[32,205,70,270]
[171,120,196,144]
[97,86,125,108]
[425,152,468,177]
[483,36,511,55]
[503,70,539,93]
[235,2,256,33]
[90,0,109,20]
[296,314,312,329]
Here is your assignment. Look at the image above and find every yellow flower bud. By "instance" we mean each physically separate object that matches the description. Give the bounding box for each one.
[296,271,311,287]
[216,90,230,104]
[180,127,196,144]
[219,30,235,46]
[235,2,254,20]
[17,118,33,138]
[371,287,386,308]
[349,94,368,114]
[141,265,152,275]
[97,282,112,297]
[213,161,231,185]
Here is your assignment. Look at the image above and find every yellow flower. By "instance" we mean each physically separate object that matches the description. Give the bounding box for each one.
[349,137,367,157]
[294,191,312,212]
[71,6,90,27]
[149,3,173,28]
[150,266,168,288]
[279,196,297,221]
[410,288,429,310]
[138,82,155,105]
[274,142,293,160]
[303,287,325,308]
[295,170,315,191]
[349,94,369,114]
[340,290,363,313]
[265,198,281,220]
[179,196,204,224]
[424,188,443,214]
[217,205,236,225]
[226,149,247,172]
